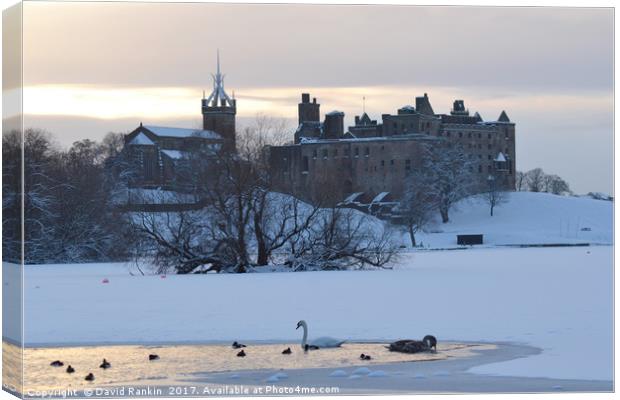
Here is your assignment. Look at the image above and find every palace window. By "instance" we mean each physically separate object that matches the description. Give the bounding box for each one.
[333,149,339,157]
[365,147,370,156]
[478,165,482,173]
[478,133,482,138]
[447,131,451,137]
[458,132,463,138]
[354,147,359,157]
[488,133,492,139]
[312,149,317,159]
[322,149,328,159]
[381,160,385,167]
[302,156,309,172]
[468,132,472,138]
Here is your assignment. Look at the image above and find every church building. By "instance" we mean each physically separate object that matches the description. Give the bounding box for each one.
[122,52,236,189]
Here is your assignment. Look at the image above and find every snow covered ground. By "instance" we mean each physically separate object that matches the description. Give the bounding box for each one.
[16,245,613,382]
[402,192,612,248]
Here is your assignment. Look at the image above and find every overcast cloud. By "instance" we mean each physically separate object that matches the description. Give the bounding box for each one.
[13,2,614,194]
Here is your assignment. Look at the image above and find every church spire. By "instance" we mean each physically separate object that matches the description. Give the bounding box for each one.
[205,50,234,108]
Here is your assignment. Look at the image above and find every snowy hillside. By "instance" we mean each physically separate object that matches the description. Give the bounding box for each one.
[408,192,612,248]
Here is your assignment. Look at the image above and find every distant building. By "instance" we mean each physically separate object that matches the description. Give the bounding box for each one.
[121,57,516,212]
[268,93,516,205]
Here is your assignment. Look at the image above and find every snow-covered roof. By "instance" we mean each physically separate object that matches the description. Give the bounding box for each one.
[495,152,507,162]
[161,149,186,160]
[343,192,365,203]
[371,192,390,203]
[129,132,155,146]
[326,110,344,116]
[144,125,221,139]
[400,105,415,111]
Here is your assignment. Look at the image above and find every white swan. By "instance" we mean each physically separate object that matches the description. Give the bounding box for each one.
[296,320,345,349]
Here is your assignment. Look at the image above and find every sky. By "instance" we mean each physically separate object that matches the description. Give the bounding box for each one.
[8,2,615,194]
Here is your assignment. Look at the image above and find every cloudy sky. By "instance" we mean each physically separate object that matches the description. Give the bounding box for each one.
[12,2,615,194]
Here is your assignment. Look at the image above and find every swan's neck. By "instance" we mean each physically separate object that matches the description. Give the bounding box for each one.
[300,323,308,349]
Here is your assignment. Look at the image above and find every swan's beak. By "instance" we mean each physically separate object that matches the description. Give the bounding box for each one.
[296,324,300,330]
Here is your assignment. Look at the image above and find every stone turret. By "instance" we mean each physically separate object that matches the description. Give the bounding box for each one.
[415,93,435,115]
[298,93,320,124]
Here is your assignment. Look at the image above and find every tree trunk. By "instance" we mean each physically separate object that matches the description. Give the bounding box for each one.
[408,225,417,247]
[440,207,449,223]
[490,203,494,216]
[254,214,269,266]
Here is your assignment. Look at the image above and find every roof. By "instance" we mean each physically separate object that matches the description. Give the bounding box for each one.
[498,110,511,123]
[129,132,155,146]
[161,149,186,160]
[326,110,344,116]
[143,125,221,139]
[358,112,373,125]
[371,192,391,203]
[343,192,365,203]
[495,152,507,162]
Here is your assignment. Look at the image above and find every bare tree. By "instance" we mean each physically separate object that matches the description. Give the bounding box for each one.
[285,207,398,271]
[3,130,23,262]
[251,189,322,266]
[130,197,236,274]
[515,171,527,191]
[526,168,545,192]
[398,173,436,247]
[544,174,571,195]
[417,142,477,223]
[236,114,293,163]
[482,173,508,216]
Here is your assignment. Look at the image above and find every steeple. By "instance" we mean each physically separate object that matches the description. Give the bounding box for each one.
[202,50,237,152]
[205,49,234,108]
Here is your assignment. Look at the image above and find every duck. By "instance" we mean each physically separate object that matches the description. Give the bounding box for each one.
[84,373,95,382]
[66,365,75,374]
[388,335,437,354]
[232,341,246,349]
[360,353,372,360]
[296,320,344,350]
[148,354,159,361]
[282,347,292,355]
[99,359,111,369]
[237,350,246,357]
[50,360,64,367]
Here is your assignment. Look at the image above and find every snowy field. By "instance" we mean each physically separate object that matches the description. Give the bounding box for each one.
[15,245,613,382]
[404,192,612,248]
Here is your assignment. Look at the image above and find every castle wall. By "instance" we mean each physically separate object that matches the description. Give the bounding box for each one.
[270,120,516,205]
